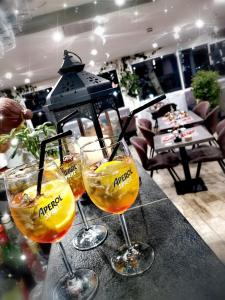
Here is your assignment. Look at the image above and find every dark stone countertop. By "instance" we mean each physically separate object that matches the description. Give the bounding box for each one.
[42,166,225,300]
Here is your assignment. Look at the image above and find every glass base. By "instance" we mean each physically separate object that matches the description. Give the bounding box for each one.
[53,269,98,300]
[111,242,154,276]
[72,225,108,251]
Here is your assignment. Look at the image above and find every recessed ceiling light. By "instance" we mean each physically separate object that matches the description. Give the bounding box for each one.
[63,3,67,8]
[134,11,139,16]
[105,52,110,59]
[25,78,31,84]
[5,72,12,79]
[14,9,19,15]
[93,0,98,4]
[115,0,126,7]
[195,19,204,28]
[89,60,95,67]
[13,86,17,90]
[174,26,181,33]
[91,49,98,56]
[152,42,158,49]
[94,25,105,36]
[164,8,168,13]
[52,31,63,42]
[174,33,180,40]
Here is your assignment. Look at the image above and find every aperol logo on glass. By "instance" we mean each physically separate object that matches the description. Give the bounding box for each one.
[38,195,63,218]
[113,169,133,188]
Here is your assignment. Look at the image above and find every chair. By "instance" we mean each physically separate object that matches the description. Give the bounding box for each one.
[152,103,177,128]
[216,119,225,136]
[204,106,220,135]
[188,127,225,178]
[130,136,180,182]
[138,118,152,130]
[137,124,155,157]
[192,101,210,119]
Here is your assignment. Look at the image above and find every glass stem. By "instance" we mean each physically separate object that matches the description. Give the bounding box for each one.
[77,200,90,230]
[58,242,74,279]
[119,214,132,248]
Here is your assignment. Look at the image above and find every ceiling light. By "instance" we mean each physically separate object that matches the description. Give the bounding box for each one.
[105,52,110,59]
[89,60,95,67]
[174,26,181,33]
[5,72,12,79]
[93,0,97,4]
[94,25,105,36]
[152,43,158,49]
[52,31,63,42]
[115,0,126,6]
[174,33,180,39]
[164,8,168,13]
[25,78,30,84]
[13,86,17,90]
[63,3,67,8]
[91,49,98,56]
[14,9,19,15]
[134,11,139,16]
[195,19,204,28]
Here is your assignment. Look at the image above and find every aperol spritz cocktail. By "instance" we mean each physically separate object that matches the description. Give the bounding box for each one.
[47,137,108,251]
[83,155,139,214]
[6,162,75,243]
[81,137,154,276]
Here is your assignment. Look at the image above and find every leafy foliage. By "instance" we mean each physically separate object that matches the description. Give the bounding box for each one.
[120,70,141,97]
[191,71,220,107]
[0,122,56,159]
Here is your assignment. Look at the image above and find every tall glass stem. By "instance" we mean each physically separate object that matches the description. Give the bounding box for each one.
[58,242,74,279]
[119,214,132,248]
[77,200,90,230]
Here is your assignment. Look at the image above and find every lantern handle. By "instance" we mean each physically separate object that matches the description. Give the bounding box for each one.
[64,50,82,63]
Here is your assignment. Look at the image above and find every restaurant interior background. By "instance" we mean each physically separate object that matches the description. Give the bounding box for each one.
[1,0,225,294]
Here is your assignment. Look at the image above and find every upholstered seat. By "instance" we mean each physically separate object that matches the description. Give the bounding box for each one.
[130,136,180,182]
[193,101,210,119]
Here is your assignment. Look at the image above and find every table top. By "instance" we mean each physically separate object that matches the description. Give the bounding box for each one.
[42,163,225,300]
[158,110,203,132]
[154,125,214,153]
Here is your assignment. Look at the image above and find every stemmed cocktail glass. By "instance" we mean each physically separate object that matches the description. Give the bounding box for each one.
[47,136,108,251]
[4,161,98,299]
[81,137,154,276]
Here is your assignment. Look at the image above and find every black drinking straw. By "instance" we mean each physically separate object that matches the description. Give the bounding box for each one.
[109,94,166,161]
[37,130,73,196]
[57,110,79,164]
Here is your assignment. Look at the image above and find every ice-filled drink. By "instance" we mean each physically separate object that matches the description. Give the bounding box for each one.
[82,155,139,214]
[6,163,75,243]
[60,154,85,200]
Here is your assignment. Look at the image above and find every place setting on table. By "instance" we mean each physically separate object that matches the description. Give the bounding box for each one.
[157,109,203,133]
[154,124,214,195]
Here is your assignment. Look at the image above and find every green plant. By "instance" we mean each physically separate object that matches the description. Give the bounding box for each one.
[120,70,141,97]
[9,122,56,159]
[191,71,220,107]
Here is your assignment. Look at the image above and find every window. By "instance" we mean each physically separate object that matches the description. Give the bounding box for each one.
[98,69,124,107]
[210,40,225,75]
[180,44,211,88]
[133,54,181,101]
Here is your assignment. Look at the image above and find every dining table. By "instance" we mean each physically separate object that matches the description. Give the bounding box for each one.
[157,110,203,132]
[154,125,214,194]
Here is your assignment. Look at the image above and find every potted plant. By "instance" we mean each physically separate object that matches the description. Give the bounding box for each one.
[120,70,141,98]
[191,70,220,107]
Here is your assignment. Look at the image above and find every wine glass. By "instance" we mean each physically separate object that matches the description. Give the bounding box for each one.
[46,136,108,251]
[81,137,154,276]
[4,161,98,299]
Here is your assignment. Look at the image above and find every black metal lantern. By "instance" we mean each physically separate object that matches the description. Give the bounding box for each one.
[44,50,122,139]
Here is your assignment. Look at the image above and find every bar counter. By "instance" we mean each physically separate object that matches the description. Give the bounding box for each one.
[42,164,225,300]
